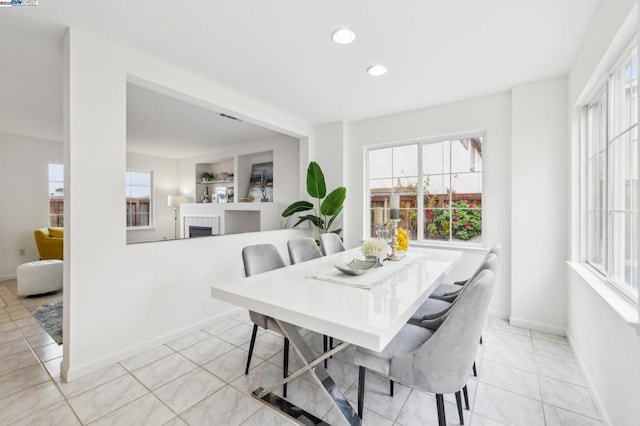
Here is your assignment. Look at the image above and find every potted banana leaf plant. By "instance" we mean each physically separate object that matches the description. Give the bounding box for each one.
[282,162,346,242]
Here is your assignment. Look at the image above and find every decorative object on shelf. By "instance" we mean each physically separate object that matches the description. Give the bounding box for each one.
[199,171,215,183]
[228,187,234,203]
[215,187,227,203]
[200,186,210,203]
[396,227,409,252]
[387,219,401,261]
[248,162,273,202]
[362,238,388,267]
[282,161,347,242]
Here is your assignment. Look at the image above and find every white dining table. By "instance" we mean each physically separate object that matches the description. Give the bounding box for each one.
[211,246,462,425]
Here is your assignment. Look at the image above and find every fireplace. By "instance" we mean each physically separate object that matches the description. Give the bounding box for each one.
[189,226,212,238]
[183,215,220,238]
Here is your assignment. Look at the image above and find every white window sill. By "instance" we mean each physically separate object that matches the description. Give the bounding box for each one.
[358,239,489,253]
[567,261,639,330]
[126,226,156,231]
[409,240,488,253]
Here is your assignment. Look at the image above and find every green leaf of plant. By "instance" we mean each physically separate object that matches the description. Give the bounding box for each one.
[320,187,346,216]
[306,162,326,199]
[282,201,314,217]
[330,228,342,236]
[293,214,324,228]
[326,205,343,229]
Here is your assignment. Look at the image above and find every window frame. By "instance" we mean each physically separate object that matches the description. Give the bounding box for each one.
[364,130,486,247]
[125,169,154,230]
[581,34,638,303]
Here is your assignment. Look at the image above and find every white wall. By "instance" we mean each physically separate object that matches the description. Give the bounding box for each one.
[62,27,313,380]
[314,122,346,192]
[343,92,512,317]
[0,132,62,279]
[510,77,568,334]
[566,1,640,424]
[312,122,348,238]
[126,152,180,243]
[567,265,640,425]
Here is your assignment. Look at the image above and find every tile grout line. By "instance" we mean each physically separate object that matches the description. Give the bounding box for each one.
[0,298,605,426]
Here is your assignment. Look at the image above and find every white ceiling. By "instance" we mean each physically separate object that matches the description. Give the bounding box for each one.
[0,0,600,145]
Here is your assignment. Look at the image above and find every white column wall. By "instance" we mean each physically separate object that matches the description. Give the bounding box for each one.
[62,27,313,380]
[510,77,568,333]
[343,92,512,317]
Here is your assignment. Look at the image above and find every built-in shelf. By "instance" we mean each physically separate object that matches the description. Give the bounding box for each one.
[197,180,234,185]
[194,150,273,204]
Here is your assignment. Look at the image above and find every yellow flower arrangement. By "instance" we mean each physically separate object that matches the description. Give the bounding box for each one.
[397,228,409,252]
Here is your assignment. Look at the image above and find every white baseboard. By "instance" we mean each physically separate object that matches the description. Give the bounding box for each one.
[488,309,509,320]
[509,316,566,336]
[565,331,612,425]
[61,307,243,382]
[0,274,16,282]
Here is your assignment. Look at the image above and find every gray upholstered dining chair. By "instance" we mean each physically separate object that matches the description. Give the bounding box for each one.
[319,232,345,256]
[408,252,498,385]
[242,244,290,397]
[354,269,495,426]
[287,237,322,264]
[287,237,334,367]
[429,245,501,302]
[410,252,498,323]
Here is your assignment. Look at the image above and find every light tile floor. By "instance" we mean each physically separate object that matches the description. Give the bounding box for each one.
[0,279,604,425]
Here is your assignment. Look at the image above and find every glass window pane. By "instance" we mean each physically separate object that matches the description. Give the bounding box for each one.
[369,148,392,179]
[392,145,418,177]
[424,208,450,241]
[370,178,393,191]
[451,139,482,173]
[129,186,151,198]
[125,170,152,227]
[130,171,150,186]
[422,141,450,174]
[451,208,482,242]
[610,132,637,212]
[451,172,482,195]
[423,174,450,197]
[588,95,607,158]
[49,183,64,196]
[587,210,606,270]
[48,163,64,182]
[610,212,637,291]
[610,47,638,136]
[394,176,418,193]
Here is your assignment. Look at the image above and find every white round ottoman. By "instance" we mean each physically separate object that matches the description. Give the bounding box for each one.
[17,260,63,296]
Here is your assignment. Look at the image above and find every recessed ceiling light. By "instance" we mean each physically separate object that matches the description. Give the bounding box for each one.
[367,65,388,76]
[332,28,356,44]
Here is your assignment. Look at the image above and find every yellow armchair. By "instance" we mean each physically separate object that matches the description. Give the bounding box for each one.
[34,227,63,260]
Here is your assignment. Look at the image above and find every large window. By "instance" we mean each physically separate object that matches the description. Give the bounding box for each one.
[584,37,638,301]
[367,135,483,243]
[126,171,153,228]
[48,163,64,227]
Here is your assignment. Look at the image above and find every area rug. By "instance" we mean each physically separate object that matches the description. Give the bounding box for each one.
[32,301,63,345]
